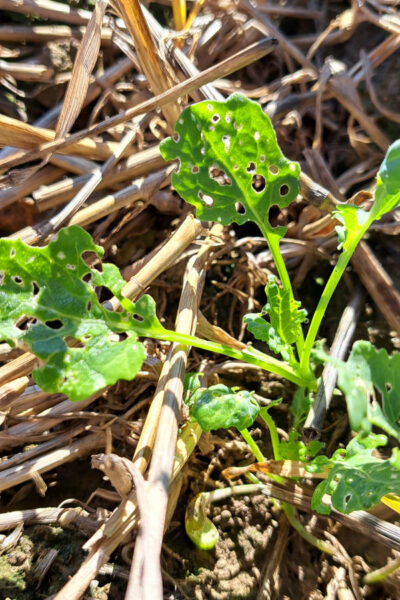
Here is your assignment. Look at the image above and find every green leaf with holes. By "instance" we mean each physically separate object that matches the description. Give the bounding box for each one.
[319,340,400,441]
[244,275,306,362]
[187,384,260,432]
[160,93,300,242]
[311,433,400,514]
[0,226,165,401]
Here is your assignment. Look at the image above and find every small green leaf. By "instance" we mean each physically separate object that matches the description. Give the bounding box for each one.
[244,276,306,361]
[331,341,400,440]
[187,384,260,432]
[0,226,165,401]
[372,139,400,220]
[334,205,370,251]
[278,431,323,461]
[334,140,400,250]
[160,93,300,241]
[311,434,400,514]
[291,387,313,430]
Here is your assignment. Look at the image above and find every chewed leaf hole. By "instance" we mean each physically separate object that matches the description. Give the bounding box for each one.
[222,135,231,152]
[87,301,92,311]
[209,167,231,187]
[191,166,199,174]
[45,319,63,330]
[269,165,279,175]
[32,281,39,295]
[173,133,180,143]
[133,313,144,323]
[280,184,290,197]
[212,114,220,123]
[11,275,23,285]
[246,162,256,173]
[82,273,92,283]
[259,155,265,162]
[252,174,266,193]
[235,202,246,215]
[386,382,392,392]
[10,247,15,258]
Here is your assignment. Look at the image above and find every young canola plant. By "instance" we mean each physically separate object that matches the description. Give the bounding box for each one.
[1,94,400,529]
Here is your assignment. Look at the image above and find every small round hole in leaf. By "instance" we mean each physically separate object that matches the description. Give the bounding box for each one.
[222,135,231,152]
[252,174,266,193]
[209,166,231,186]
[259,155,265,162]
[82,273,92,283]
[212,114,220,123]
[133,314,144,323]
[12,275,23,285]
[386,382,392,392]
[45,319,63,330]
[203,194,214,207]
[191,166,199,174]
[235,202,246,214]
[269,165,279,175]
[246,162,256,173]
[10,247,15,258]
[280,184,290,197]
[173,133,180,143]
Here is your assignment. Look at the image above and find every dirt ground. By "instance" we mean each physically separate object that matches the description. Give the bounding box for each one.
[1,0,400,598]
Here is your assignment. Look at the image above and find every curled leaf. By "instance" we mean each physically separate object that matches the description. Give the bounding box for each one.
[185,493,219,550]
[187,384,260,432]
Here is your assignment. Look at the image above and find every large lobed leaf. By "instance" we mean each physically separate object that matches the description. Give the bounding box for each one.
[244,275,306,362]
[332,340,400,440]
[160,93,300,242]
[0,226,164,401]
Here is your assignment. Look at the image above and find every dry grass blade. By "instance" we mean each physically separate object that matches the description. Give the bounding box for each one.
[0,0,92,24]
[113,0,180,130]
[128,225,222,600]
[0,115,128,161]
[0,37,278,172]
[55,0,108,141]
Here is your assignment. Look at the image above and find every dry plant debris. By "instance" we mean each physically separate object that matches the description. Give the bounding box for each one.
[0,1,400,599]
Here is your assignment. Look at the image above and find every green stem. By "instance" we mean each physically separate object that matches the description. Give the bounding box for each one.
[259,408,281,460]
[258,224,305,359]
[300,216,373,372]
[154,330,314,388]
[363,557,400,585]
[281,503,334,555]
[239,428,265,463]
